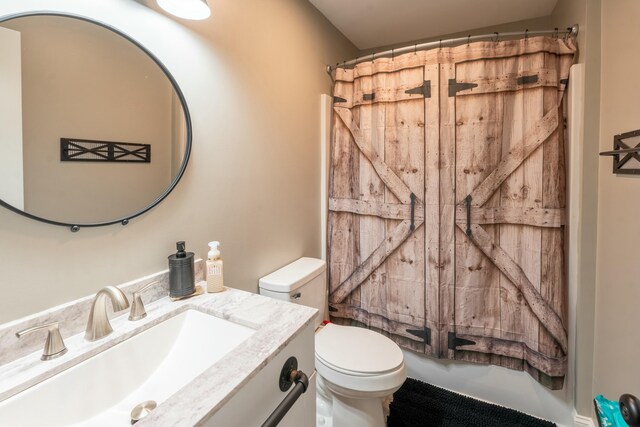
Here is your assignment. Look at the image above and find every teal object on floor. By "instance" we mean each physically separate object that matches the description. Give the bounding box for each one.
[595,395,627,427]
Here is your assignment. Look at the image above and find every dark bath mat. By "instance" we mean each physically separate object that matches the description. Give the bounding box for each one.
[387,378,556,427]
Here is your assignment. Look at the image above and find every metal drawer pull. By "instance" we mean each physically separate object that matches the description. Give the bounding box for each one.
[291,292,301,300]
[262,357,309,427]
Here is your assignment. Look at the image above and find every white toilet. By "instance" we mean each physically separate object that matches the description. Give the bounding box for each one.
[259,257,406,427]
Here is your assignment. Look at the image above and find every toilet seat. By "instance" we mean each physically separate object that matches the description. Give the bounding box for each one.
[315,323,406,393]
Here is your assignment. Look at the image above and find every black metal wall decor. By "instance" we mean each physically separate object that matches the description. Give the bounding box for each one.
[61,138,151,163]
[600,129,640,175]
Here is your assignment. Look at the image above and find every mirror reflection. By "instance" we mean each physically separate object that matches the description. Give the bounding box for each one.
[0,15,188,225]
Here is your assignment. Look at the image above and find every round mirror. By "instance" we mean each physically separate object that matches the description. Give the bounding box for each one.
[0,12,191,230]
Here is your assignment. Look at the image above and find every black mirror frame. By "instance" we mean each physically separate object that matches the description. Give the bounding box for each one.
[0,11,192,232]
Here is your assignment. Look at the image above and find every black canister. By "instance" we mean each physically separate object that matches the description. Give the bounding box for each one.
[168,241,195,298]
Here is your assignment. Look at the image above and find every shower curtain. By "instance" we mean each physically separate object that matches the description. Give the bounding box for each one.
[327,36,576,389]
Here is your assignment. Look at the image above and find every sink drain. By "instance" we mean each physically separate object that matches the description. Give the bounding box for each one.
[131,400,157,424]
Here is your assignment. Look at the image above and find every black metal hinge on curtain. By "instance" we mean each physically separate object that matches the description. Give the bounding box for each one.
[516,74,539,85]
[448,332,476,350]
[405,80,431,98]
[448,78,478,96]
[407,327,431,345]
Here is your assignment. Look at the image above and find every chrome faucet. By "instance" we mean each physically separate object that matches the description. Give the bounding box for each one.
[16,322,68,361]
[128,281,159,321]
[85,286,130,341]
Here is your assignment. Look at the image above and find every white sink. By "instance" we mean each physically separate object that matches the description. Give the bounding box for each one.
[0,309,255,426]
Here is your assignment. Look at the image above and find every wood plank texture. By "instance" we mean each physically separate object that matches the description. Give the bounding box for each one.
[355,75,386,325]
[382,66,426,352]
[453,69,559,97]
[455,206,565,227]
[453,57,504,367]
[453,333,566,377]
[334,107,414,204]
[330,198,424,221]
[330,219,423,304]
[466,107,558,207]
[424,64,441,356]
[328,36,575,387]
[330,303,425,343]
[464,224,568,354]
[438,63,457,358]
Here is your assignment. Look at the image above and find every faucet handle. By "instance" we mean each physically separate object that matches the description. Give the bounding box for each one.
[16,322,68,361]
[129,281,159,321]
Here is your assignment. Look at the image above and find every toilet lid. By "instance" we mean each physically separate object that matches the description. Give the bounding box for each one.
[315,323,404,375]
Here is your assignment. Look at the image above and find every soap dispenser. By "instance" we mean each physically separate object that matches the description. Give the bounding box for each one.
[168,241,195,298]
[206,241,224,293]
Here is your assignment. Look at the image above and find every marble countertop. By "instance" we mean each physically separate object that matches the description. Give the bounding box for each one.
[0,285,317,426]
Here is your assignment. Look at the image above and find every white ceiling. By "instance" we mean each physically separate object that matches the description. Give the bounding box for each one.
[309,0,558,50]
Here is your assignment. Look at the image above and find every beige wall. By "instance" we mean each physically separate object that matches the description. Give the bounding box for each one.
[0,0,357,322]
[0,26,24,211]
[4,16,175,224]
[593,0,640,402]
[358,16,554,55]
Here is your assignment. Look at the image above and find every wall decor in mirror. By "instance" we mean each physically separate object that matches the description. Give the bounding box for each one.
[0,12,191,231]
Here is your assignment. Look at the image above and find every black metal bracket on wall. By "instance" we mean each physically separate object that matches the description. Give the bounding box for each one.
[599,129,640,175]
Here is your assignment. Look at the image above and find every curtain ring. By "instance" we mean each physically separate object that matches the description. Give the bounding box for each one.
[525,29,529,40]
[439,39,442,49]
[372,52,376,62]
[493,32,499,43]
[414,43,417,55]
[553,27,559,39]
[564,27,572,40]
[467,35,471,45]
[391,48,395,61]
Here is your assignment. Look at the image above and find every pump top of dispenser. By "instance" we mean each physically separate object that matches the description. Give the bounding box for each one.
[208,241,221,260]
[176,241,187,259]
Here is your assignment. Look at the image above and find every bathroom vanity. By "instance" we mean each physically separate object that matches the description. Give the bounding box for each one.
[0,270,317,426]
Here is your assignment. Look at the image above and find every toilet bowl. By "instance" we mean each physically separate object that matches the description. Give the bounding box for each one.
[258,258,407,427]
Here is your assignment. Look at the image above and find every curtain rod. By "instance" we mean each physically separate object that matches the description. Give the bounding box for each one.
[326,24,579,74]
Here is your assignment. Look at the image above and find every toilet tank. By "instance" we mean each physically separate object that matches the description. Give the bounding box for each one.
[258,257,327,328]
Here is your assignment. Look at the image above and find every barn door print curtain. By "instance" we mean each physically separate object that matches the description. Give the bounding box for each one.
[328,36,576,389]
